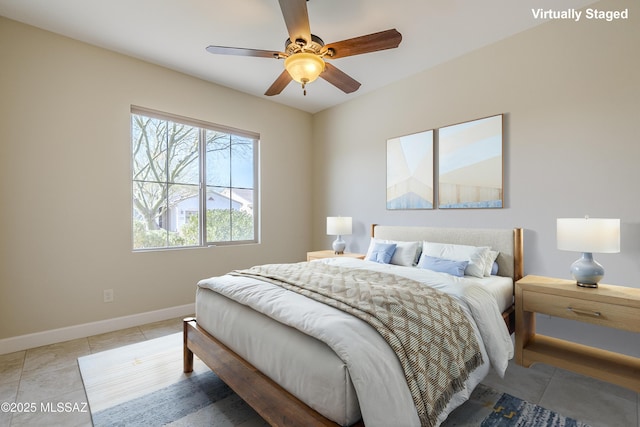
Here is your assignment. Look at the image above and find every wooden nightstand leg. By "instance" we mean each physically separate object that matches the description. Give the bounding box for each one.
[515,287,535,367]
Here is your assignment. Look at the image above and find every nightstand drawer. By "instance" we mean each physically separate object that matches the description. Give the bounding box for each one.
[523,290,640,332]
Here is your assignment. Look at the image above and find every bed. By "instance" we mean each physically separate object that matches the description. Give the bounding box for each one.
[183,225,524,427]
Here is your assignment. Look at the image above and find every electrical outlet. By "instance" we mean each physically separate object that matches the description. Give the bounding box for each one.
[103,289,114,303]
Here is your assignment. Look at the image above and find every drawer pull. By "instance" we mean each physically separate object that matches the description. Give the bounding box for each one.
[567,307,601,317]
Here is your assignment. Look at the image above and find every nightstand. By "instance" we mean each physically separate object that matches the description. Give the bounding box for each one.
[515,275,640,392]
[307,250,366,261]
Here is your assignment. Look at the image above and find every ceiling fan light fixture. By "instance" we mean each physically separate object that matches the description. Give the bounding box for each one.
[284,52,325,86]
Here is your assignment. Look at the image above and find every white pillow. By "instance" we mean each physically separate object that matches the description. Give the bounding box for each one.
[366,238,421,266]
[422,241,490,278]
[484,250,500,276]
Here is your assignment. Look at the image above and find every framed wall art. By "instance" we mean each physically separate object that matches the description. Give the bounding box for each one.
[386,129,434,210]
[438,114,503,209]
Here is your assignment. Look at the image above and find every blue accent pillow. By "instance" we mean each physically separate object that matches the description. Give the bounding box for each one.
[368,243,397,264]
[418,255,469,277]
[491,261,499,275]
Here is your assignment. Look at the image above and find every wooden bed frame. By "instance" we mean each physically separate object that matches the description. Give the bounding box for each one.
[184,226,524,427]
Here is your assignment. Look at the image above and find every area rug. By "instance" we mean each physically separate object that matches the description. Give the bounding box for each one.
[78,333,591,427]
[441,383,592,427]
[480,392,591,427]
[77,333,267,426]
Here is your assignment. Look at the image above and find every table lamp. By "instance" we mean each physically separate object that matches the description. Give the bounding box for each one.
[326,217,352,254]
[557,216,620,288]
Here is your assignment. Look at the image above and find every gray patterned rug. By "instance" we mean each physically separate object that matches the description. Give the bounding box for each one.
[78,333,590,427]
[91,370,265,427]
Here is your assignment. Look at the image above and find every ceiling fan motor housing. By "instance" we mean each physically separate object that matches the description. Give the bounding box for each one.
[285,34,325,55]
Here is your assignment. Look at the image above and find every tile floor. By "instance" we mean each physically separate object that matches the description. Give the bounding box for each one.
[0,318,638,427]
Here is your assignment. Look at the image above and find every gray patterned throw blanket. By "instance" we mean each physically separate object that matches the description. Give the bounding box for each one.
[231,261,483,427]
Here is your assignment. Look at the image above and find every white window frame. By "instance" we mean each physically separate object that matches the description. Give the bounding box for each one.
[131,106,259,251]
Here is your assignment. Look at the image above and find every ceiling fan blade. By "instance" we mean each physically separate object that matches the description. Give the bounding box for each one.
[320,63,361,94]
[322,29,402,59]
[264,69,293,96]
[206,45,283,59]
[278,0,311,45]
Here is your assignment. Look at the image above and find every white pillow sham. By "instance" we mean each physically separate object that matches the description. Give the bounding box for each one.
[421,241,490,278]
[366,238,421,266]
[484,250,500,277]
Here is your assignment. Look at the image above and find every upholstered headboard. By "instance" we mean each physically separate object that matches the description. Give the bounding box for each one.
[371,225,524,281]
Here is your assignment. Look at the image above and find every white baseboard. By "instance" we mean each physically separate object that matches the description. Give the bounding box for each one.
[0,303,195,355]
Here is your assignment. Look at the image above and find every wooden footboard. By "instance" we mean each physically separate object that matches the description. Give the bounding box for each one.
[183,317,364,427]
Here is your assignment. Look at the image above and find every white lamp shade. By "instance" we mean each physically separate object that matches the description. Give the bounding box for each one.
[327,217,352,236]
[557,218,620,253]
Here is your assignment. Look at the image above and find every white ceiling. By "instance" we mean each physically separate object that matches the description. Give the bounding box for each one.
[0,0,596,113]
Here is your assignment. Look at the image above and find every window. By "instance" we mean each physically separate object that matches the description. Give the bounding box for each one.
[131,107,258,250]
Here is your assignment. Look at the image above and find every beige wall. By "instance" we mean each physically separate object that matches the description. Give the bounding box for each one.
[0,17,313,340]
[312,0,639,355]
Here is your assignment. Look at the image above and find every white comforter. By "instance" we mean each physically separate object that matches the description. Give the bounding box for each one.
[197,258,513,427]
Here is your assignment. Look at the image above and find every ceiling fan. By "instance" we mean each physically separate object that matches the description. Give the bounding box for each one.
[206,0,402,96]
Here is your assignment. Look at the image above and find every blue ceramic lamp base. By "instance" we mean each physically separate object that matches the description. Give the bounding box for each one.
[570,252,604,288]
[332,236,346,255]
